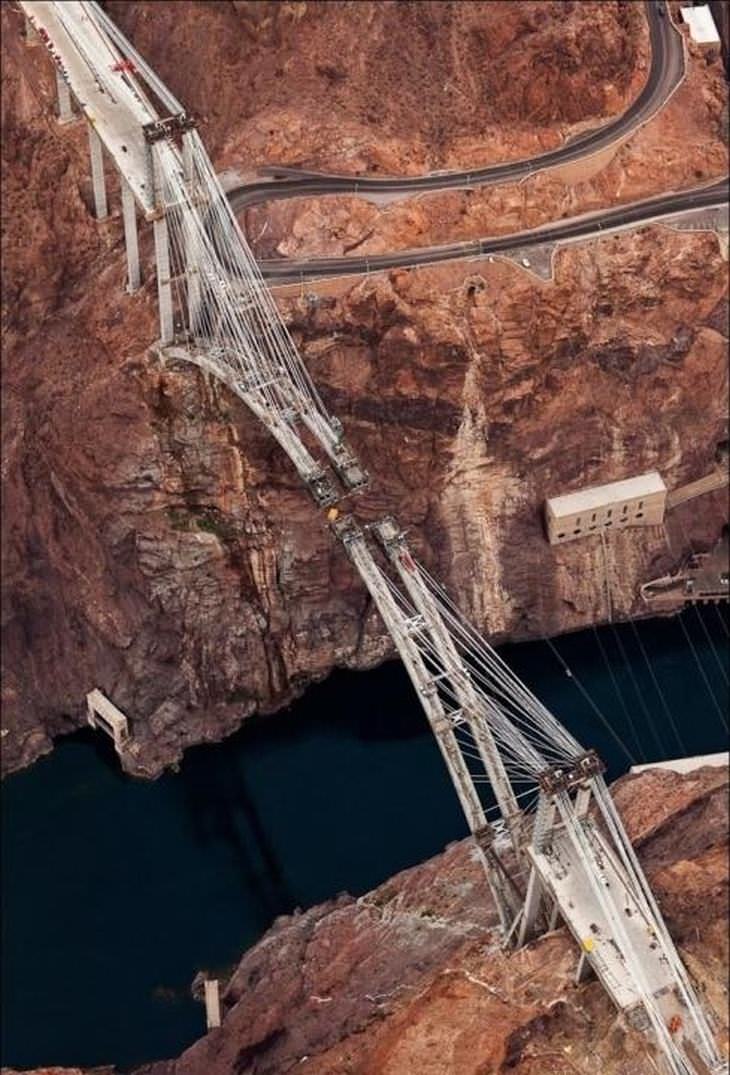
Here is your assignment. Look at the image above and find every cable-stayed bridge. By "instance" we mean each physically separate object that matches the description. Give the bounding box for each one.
[18,4,727,1073]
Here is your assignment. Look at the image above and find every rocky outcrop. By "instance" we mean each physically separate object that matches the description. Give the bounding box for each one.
[243,27,728,259]
[2,5,728,1073]
[149,766,727,1075]
[104,0,649,175]
[11,766,724,1075]
[1,2,727,778]
[3,200,727,777]
[2,1070,113,1075]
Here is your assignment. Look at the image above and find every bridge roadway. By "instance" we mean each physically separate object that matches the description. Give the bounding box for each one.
[249,180,729,281]
[532,819,684,1016]
[22,1,160,215]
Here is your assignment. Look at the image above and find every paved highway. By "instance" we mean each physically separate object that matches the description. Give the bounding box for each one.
[256,181,728,281]
[229,1,684,212]
[224,0,723,282]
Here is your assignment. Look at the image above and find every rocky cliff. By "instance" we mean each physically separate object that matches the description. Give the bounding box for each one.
[104,0,649,175]
[1,0,727,779]
[244,31,728,260]
[143,765,730,1075]
[4,765,727,1075]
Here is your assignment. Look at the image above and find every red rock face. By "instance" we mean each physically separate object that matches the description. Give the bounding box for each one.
[104,0,648,174]
[243,26,728,260]
[111,766,726,1075]
[1,8,728,1075]
[0,2,727,783]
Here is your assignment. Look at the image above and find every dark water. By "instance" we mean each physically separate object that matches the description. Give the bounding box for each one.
[2,607,728,1071]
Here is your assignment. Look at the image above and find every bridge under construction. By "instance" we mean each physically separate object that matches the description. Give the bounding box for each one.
[18,4,728,1074]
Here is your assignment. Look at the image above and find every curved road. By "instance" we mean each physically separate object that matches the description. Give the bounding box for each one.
[229,1,683,211]
[255,180,728,280]
[223,0,723,282]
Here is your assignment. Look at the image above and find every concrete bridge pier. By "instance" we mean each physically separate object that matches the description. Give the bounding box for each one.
[150,146,174,344]
[120,177,141,293]
[87,124,108,220]
[575,949,593,984]
[181,131,201,333]
[203,979,222,1030]
[56,70,74,124]
[86,689,130,754]
[153,215,174,344]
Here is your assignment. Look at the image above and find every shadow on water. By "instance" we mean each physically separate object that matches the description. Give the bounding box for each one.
[178,743,293,922]
[2,607,727,1071]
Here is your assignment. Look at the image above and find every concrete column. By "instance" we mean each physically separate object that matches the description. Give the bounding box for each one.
[181,130,201,335]
[150,144,175,345]
[575,950,593,984]
[575,785,591,818]
[182,130,195,187]
[121,178,141,293]
[184,224,202,337]
[517,865,543,947]
[87,125,108,220]
[56,70,74,124]
[153,216,174,345]
[203,980,221,1029]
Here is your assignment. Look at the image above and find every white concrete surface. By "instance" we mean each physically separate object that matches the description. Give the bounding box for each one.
[531,818,707,1065]
[547,472,666,517]
[86,688,130,751]
[630,752,728,775]
[121,177,141,291]
[20,1,158,214]
[203,979,221,1029]
[532,825,674,1010]
[680,5,721,45]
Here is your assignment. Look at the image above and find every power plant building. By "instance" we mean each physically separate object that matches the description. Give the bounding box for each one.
[545,471,667,546]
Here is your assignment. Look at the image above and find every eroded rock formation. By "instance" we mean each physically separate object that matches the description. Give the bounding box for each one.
[104,0,649,175]
[243,24,728,259]
[144,765,729,1075]
[7,766,726,1075]
[2,5,728,1074]
[3,204,727,776]
[0,1,727,781]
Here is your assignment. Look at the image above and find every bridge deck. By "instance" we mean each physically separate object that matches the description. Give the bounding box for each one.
[532,821,695,1051]
[21,1,156,214]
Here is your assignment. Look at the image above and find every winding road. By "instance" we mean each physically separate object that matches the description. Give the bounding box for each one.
[257,180,729,281]
[230,1,683,207]
[224,1,727,282]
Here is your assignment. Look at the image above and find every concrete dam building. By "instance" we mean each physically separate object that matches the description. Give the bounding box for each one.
[545,471,667,546]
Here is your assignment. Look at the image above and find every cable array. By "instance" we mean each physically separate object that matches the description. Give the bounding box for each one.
[415,563,584,763]
[157,137,323,422]
[151,131,368,499]
[379,569,549,784]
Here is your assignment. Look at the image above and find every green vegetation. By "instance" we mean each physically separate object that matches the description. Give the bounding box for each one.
[166,507,236,542]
